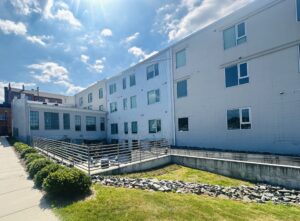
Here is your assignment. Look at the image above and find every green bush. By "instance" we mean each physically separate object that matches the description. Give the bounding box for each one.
[27,158,53,178]
[20,148,37,159]
[25,153,45,166]
[43,168,91,196]
[34,164,64,188]
[14,142,30,153]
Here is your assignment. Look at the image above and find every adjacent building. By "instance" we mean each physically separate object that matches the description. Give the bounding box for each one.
[9,0,300,154]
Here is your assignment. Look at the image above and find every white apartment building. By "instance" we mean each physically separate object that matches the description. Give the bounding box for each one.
[11,0,300,154]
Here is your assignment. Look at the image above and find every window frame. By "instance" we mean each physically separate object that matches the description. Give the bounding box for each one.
[44,112,59,130]
[122,77,127,89]
[147,89,160,105]
[75,115,81,131]
[88,93,93,103]
[63,113,70,130]
[124,122,128,134]
[177,79,188,98]
[227,107,252,130]
[100,117,105,131]
[86,116,96,131]
[178,117,189,132]
[123,98,127,110]
[130,74,136,87]
[111,123,118,135]
[146,63,159,80]
[225,62,249,88]
[175,48,186,69]
[109,83,117,94]
[148,119,161,134]
[110,102,118,113]
[30,111,39,130]
[99,88,103,99]
[223,22,247,50]
[99,105,104,111]
[130,96,137,109]
[131,121,138,134]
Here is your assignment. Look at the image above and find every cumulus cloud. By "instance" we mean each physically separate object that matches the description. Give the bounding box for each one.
[0,81,36,102]
[0,19,27,35]
[122,32,140,45]
[28,62,83,95]
[100,28,113,37]
[128,46,158,61]
[26,35,51,46]
[80,54,89,63]
[154,0,254,41]
[9,0,42,15]
[80,55,105,73]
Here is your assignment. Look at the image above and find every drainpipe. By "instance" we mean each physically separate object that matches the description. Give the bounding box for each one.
[169,48,176,146]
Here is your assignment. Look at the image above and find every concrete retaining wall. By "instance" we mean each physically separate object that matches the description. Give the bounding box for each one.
[172,155,300,189]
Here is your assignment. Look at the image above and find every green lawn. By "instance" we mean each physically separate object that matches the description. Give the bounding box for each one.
[55,185,300,221]
[119,164,253,187]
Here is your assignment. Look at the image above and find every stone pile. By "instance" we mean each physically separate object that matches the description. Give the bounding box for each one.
[92,176,300,205]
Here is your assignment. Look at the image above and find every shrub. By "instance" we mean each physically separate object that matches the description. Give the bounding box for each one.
[34,164,64,188]
[43,168,91,196]
[14,142,30,153]
[27,158,53,178]
[20,148,37,159]
[25,153,45,166]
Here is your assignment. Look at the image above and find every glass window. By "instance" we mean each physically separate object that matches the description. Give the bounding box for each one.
[109,83,116,94]
[130,96,137,109]
[0,114,6,121]
[131,121,138,134]
[227,109,240,130]
[99,88,103,99]
[178,118,188,131]
[75,115,81,131]
[100,117,105,131]
[177,80,187,98]
[124,122,128,134]
[79,97,83,106]
[130,74,136,87]
[88,105,93,110]
[227,108,251,130]
[225,63,249,87]
[88,93,93,103]
[147,89,160,105]
[30,111,39,130]
[110,102,118,113]
[149,119,161,133]
[111,123,118,134]
[223,22,246,49]
[237,22,247,45]
[99,105,104,111]
[147,63,159,80]
[44,112,59,130]
[297,0,300,22]
[123,98,127,110]
[86,116,96,131]
[63,113,70,130]
[122,78,126,89]
[176,49,186,69]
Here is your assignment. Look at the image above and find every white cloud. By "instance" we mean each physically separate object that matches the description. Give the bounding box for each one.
[43,0,81,29]
[89,58,105,73]
[128,46,158,61]
[0,19,27,35]
[0,81,36,102]
[80,54,89,63]
[154,0,254,41]
[28,62,83,95]
[10,0,42,15]
[100,28,113,37]
[26,35,51,46]
[123,32,140,44]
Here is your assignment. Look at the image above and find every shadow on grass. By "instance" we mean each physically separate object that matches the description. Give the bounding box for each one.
[39,189,93,209]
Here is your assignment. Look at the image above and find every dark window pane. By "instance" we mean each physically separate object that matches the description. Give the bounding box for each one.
[63,113,70,130]
[131,121,138,134]
[178,118,189,131]
[239,63,247,77]
[75,115,81,131]
[44,112,59,130]
[225,65,238,87]
[177,80,187,98]
[241,109,250,123]
[30,111,39,130]
[239,77,249,85]
[241,124,251,129]
[124,122,128,134]
[86,116,96,131]
[227,109,240,130]
[237,23,245,37]
[111,123,118,134]
[154,63,159,76]
[297,0,300,22]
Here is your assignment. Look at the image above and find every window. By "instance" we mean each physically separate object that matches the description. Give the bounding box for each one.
[124,122,128,134]
[225,63,249,87]
[123,77,126,89]
[111,123,118,134]
[178,118,188,131]
[227,108,251,130]
[0,114,6,121]
[130,74,136,87]
[99,105,104,111]
[44,112,59,130]
[147,89,160,104]
[177,79,187,98]
[147,63,159,80]
[149,119,161,133]
[110,102,118,113]
[30,111,39,130]
[88,105,93,110]
[99,88,103,99]
[75,115,81,131]
[131,121,138,134]
[86,116,96,131]
[123,98,127,110]
[109,83,117,94]
[223,22,247,50]
[88,93,93,103]
[63,113,70,130]
[176,49,186,68]
[79,97,83,106]
[297,0,300,21]
[130,96,137,109]
[100,117,105,131]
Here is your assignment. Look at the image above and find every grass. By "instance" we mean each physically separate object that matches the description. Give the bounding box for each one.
[54,185,300,221]
[119,164,253,187]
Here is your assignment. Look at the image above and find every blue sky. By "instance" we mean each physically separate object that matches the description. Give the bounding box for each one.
[0,0,254,101]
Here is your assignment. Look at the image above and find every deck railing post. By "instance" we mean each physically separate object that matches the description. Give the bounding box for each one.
[87,145,91,176]
[139,141,142,162]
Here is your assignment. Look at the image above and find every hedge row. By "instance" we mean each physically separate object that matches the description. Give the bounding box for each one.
[13,140,91,197]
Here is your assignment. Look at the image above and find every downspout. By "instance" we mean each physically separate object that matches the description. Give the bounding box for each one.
[169,48,176,146]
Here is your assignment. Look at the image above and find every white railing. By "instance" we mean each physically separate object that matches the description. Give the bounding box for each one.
[31,137,170,175]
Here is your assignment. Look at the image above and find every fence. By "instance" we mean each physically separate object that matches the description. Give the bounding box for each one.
[31,137,170,175]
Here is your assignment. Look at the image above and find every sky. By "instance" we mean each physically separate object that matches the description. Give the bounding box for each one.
[0,0,255,102]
